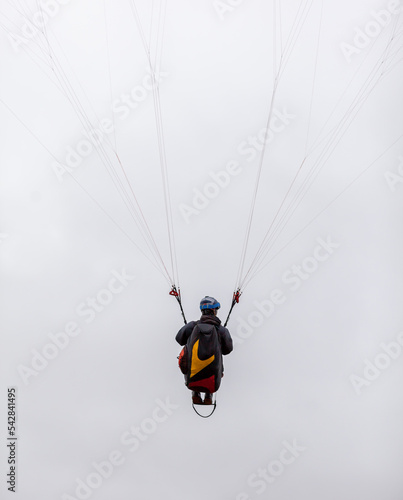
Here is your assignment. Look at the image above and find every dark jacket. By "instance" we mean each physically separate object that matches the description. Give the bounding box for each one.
[176,314,233,355]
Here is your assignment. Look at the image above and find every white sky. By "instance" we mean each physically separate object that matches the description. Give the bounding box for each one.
[1,1,403,499]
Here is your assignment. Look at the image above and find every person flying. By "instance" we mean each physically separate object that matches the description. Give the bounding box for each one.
[176,296,233,405]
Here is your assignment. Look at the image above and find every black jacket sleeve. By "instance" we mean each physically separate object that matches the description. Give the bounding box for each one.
[219,326,233,355]
[175,321,197,346]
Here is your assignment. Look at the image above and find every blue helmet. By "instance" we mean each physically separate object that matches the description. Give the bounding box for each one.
[200,296,221,310]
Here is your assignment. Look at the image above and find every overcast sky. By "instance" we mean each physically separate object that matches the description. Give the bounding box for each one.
[1,1,403,499]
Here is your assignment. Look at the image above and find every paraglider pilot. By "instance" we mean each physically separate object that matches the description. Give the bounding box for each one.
[176,296,233,405]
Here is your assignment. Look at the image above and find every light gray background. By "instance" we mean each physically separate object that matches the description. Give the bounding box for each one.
[1,1,403,499]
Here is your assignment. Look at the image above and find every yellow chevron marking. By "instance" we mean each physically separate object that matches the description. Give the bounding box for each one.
[190,340,215,378]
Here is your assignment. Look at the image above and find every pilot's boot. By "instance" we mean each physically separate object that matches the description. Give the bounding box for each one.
[192,391,203,404]
[204,393,213,405]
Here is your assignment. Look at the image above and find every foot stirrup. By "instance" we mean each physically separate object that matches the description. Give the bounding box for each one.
[192,399,217,418]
